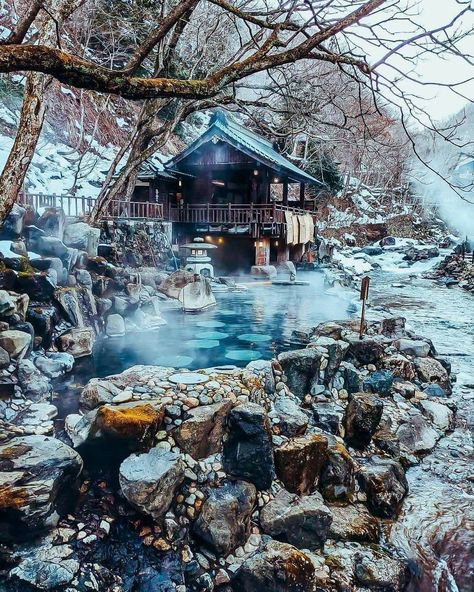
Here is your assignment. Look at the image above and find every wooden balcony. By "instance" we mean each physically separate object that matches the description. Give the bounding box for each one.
[168,203,315,225]
[18,194,164,221]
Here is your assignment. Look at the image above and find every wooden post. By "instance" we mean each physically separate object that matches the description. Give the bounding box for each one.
[299,182,305,209]
[282,180,288,206]
[359,276,370,339]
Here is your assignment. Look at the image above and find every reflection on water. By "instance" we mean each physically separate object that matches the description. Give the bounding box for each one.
[91,271,354,376]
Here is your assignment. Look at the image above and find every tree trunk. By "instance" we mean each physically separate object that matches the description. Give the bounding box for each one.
[89,98,173,223]
[0,0,82,223]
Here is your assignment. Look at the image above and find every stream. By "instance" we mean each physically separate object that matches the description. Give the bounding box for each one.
[54,259,473,591]
[367,255,474,592]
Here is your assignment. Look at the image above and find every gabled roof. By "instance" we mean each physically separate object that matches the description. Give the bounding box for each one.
[165,110,322,186]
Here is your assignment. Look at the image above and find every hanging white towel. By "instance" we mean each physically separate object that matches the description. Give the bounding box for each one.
[285,210,294,245]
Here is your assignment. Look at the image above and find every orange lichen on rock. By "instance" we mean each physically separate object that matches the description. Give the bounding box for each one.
[94,403,164,443]
[0,486,29,510]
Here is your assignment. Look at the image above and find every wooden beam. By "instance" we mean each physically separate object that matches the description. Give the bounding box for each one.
[299,182,305,209]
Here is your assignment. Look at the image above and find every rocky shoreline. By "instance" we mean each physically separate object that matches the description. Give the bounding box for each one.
[425,251,474,293]
[0,312,457,591]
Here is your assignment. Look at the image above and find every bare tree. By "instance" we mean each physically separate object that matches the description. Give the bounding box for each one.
[0,0,472,222]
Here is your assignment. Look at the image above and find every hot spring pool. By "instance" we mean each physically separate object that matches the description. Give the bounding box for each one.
[90,271,354,375]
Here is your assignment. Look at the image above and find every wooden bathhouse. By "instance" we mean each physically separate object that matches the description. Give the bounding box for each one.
[134,110,322,272]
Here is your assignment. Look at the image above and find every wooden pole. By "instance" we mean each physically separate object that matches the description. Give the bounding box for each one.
[359,275,370,339]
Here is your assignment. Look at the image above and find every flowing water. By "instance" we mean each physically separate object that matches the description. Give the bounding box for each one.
[367,255,474,592]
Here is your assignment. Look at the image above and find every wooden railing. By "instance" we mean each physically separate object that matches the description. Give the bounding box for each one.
[101,200,164,220]
[169,203,315,225]
[19,193,95,217]
[18,193,164,221]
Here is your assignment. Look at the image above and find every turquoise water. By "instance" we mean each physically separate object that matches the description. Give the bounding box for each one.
[92,271,354,375]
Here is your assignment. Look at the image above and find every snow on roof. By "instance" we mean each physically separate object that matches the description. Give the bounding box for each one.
[166,110,322,186]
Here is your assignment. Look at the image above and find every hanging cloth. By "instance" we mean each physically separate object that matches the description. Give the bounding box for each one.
[285,210,294,245]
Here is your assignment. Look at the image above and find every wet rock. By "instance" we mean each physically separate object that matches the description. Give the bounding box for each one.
[63,221,100,256]
[15,271,56,301]
[383,354,416,381]
[312,337,349,381]
[178,277,216,312]
[353,546,410,590]
[1,204,26,239]
[106,313,126,337]
[17,359,51,400]
[346,337,385,366]
[414,357,451,394]
[396,413,439,454]
[158,270,196,299]
[260,489,332,549]
[0,435,83,541]
[395,338,431,358]
[0,289,16,316]
[79,377,122,409]
[72,401,164,448]
[223,403,275,490]
[319,441,356,503]
[270,396,308,437]
[274,433,328,495]
[10,544,80,590]
[34,352,74,378]
[357,458,408,518]
[37,207,67,240]
[26,305,58,349]
[57,327,94,358]
[278,347,323,398]
[174,399,232,459]
[341,361,364,394]
[119,449,185,521]
[423,383,447,397]
[379,316,406,337]
[312,403,342,435]
[343,393,383,449]
[0,377,15,398]
[232,540,315,592]
[193,480,256,555]
[419,399,454,431]
[250,264,277,279]
[0,345,9,369]
[404,246,439,261]
[328,503,380,542]
[0,267,16,290]
[362,369,394,396]
[0,329,31,358]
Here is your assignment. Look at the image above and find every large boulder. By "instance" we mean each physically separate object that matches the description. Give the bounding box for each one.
[414,357,451,394]
[119,449,185,521]
[277,347,323,398]
[261,489,332,549]
[34,352,74,378]
[319,441,356,503]
[26,305,58,350]
[37,207,66,240]
[70,402,164,449]
[106,314,125,337]
[0,435,83,542]
[178,278,216,312]
[0,329,31,359]
[250,265,277,279]
[193,480,256,555]
[352,545,410,590]
[328,503,380,542]
[158,270,196,300]
[0,204,25,238]
[362,370,394,396]
[357,458,408,518]
[173,399,232,459]
[57,328,94,358]
[343,393,383,449]
[346,337,385,366]
[396,412,439,455]
[269,396,308,437]
[223,403,275,490]
[232,540,315,592]
[395,338,431,358]
[63,222,100,256]
[274,433,328,495]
